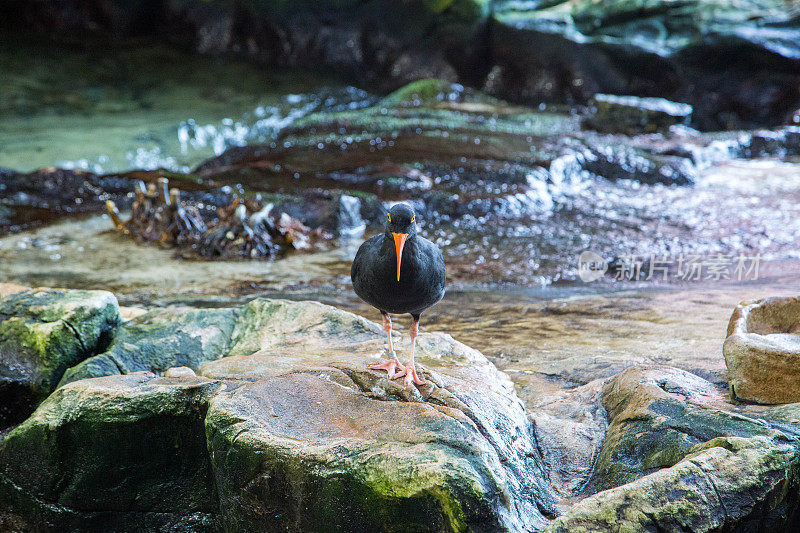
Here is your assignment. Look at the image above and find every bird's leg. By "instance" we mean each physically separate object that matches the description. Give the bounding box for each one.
[394,316,425,387]
[368,312,406,379]
[382,312,394,354]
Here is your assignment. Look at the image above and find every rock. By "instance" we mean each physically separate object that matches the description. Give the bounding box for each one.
[0,296,557,530]
[6,0,800,128]
[0,167,134,235]
[0,373,223,531]
[0,288,120,428]
[526,379,607,499]
[547,434,800,532]
[583,94,692,135]
[723,296,800,404]
[547,365,800,531]
[201,298,558,530]
[58,306,238,387]
[163,366,197,378]
[380,78,496,108]
[3,0,491,91]
[489,0,800,129]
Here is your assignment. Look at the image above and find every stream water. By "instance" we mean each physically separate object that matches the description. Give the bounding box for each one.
[2,42,800,380]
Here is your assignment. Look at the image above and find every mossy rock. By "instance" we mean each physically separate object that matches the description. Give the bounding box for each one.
[58,306,239,387]
[592,366,778,491]
[1,296,556,531]
[381,78,497,108]
[205,373,506,532]
[560,365,800,532]
[0,288,120,428]
[0,373,222,531]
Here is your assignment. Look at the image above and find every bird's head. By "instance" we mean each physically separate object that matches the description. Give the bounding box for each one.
[385,203,417,281]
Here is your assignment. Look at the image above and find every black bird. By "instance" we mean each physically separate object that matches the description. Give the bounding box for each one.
[351,203,446,387]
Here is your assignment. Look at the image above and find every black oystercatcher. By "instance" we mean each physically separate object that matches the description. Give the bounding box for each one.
[351,203,446,387]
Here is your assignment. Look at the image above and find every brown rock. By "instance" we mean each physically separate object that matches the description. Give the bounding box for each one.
[723,296,800,404]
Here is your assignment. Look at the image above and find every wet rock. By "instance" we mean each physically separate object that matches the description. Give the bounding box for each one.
[0,288,120,428]
[527,379,607,499]
[7,0,800,128]
[58,306,238,387]
[548,365,800,531]
[583,94,692,135]
[0,295,558,531]
[200,299,557,531]
[724,296,800,404]
[0,373,222,531]
[489,0,800,129]
[547,434,800,532]
[0,167,133,235]
[4,0,491,91]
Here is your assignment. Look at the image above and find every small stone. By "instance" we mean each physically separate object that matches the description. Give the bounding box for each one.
[164,366,196,378]
[584,94,693,134]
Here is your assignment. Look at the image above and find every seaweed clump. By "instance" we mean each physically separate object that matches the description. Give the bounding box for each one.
[106,177,330,259]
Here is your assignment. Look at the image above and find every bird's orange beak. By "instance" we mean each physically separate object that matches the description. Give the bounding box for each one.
[392,232,408,282]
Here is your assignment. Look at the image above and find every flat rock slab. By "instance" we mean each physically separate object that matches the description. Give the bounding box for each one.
[724,296,800,404]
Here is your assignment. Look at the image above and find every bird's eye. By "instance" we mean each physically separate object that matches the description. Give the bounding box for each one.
[387,213,391,222]
[411,215,415,223]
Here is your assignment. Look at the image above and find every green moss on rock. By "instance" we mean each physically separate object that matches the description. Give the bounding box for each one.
[0,288,120,427]
[58,306,238,387]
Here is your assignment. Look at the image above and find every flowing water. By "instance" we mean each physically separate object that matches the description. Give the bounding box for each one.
[2,42,800,383]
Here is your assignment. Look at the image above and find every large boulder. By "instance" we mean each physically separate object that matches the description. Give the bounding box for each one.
[549,365,800,531]
[724,296,800,404]
[547,434,800,532]
[0,288,120,428]
[0,297,557,531]
[0,373,222,531]
[201,298,558,531]
[3,0,491,90]
[489,0,800,129]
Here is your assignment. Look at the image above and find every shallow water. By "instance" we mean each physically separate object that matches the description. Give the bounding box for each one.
[0,42,370,173]
[3,42,800,387]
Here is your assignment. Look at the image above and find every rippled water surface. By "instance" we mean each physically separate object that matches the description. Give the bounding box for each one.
[3,42,800,355]
[0,43,372,173]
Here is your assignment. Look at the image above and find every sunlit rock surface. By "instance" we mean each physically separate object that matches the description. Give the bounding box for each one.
[724,296,800,404]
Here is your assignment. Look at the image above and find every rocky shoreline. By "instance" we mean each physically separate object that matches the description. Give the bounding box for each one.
[2,284,800,531]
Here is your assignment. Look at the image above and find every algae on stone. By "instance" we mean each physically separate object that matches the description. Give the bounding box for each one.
[0,288,120,427]
[58,306,239,387]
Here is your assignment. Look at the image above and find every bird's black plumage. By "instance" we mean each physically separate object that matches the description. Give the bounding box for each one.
[351,203,446,317]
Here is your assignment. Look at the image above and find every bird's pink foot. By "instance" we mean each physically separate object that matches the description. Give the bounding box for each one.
[368,356,406,380]
[394,361,426,387]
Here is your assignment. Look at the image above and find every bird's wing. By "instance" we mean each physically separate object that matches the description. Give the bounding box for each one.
[350,234,381,283]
